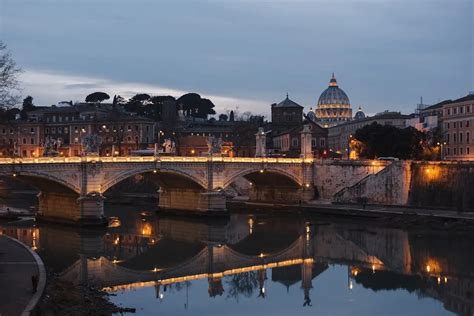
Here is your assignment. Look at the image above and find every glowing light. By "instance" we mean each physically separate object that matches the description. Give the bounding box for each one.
[153,267,158,272]
[12,173,16,177]
[114,237,120,245]
[349,281,353,290]
[190,149,195,154]
[262,287,265,294]
[153,169,157,173]
[159,292,164,300]
[426,265,431,273]
[437,277,441,284]
[444,277,448,283]
[305,183,310,188]
[259,253,264,258]
[372,264,376,273]
[259,169,264,173]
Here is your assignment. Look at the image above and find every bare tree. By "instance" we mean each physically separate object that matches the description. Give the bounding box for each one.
[0,41,22,109]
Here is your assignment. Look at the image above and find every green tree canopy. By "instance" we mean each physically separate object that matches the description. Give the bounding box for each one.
[85,92,110,103]
[177,93,216,119]
[353,122,425,159]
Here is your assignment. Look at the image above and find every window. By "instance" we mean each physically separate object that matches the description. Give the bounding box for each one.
[46,128,50,133]
[135,125,139,131]
[447,108,451,115]
[460,106,464,114]
[446,122,450,129]
[127,136,132,142]
[446,133,450,143]
[312,138,317,147]
[447,148,450,155]
[320,138,326,147]
[52,127,56,133]
[453,133,457,143]
[467,132,470,143]
[30,138,34,144]
[454,122,457,128]
[74,127,78,133]
[454,148,457,155]
[22,138,26,144]
[64,127,69,134]
[52,116,56,122]
[58,127,62,134]
[460,147,463,155]
[453,108,457,115]
[74,137,79,144]
[30,128,35,133]
[460,132,463,143]
[1,129,5,134]
[146,126,150,132]
[291,138,298,147]
[59,116,62,122]
[9,129,13,134]
[467,105,471,113]
[468,147,470,154]
[460,121,463,128]
[467,120,470,128]
[127,125,131,131]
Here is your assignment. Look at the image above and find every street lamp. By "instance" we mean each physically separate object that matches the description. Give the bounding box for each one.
[437,142,447,160]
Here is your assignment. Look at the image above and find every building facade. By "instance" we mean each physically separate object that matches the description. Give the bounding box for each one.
[442,94,474,160]
[0,103,156,157]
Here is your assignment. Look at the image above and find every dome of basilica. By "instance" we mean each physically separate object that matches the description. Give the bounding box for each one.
[314,74,352,126]
[354,107,366,120]
[317,74,350,107]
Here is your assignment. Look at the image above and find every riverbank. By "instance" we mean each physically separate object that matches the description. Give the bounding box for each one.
[0,235,46,316]
[227,200,474,226]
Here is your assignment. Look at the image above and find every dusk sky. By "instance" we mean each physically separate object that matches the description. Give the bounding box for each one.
[1,0,473,118]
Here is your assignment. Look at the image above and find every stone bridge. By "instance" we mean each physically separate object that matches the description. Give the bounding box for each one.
[0,156,315,225]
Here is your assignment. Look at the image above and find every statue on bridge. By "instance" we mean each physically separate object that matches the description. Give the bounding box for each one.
[207,136,223,156]
[162,139,176,154]
[82,134,102,156]
[43,136,62,157]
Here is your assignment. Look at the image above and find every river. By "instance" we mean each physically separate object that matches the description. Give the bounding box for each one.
[1,201,473,316]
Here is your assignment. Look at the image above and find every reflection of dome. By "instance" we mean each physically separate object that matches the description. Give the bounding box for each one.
[354,107,366,120]
[314,74,352,126]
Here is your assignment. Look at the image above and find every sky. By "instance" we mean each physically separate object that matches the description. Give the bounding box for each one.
[1,0,473,118]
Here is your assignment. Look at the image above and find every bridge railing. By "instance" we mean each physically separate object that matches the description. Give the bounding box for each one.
[0,156,311,164]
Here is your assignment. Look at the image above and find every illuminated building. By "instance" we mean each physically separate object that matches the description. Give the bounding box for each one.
[314,74,352,127]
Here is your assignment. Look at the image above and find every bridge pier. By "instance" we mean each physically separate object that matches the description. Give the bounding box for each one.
[249,186,315,203]
[158,188,226,213]
[37,191,106,226]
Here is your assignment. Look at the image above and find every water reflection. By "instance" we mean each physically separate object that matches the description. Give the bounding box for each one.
[1,208,474,315]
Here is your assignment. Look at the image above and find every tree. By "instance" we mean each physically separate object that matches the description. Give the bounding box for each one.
[353,122,425,159]
[112,95,126,106]
[219,114,228,121]
[20,95,36,119]
[177,93,216,119]
[85,92,110,103]
[229,110,235,121]
[0,41,22,109]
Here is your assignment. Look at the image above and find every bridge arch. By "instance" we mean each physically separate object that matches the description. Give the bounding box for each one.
[222,166,303,190]
[101,166,207,194]
[0,170,80,194]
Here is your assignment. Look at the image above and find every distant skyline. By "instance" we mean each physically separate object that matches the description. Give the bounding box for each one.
[1,0,473,118]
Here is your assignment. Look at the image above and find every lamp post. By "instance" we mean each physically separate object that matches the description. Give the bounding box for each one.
[437,142,447,160]
[79,127,86,156]
[347,134,353,160]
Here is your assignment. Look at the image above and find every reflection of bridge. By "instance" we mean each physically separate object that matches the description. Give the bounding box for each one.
[2,215,473,314]
[0,156,316,224]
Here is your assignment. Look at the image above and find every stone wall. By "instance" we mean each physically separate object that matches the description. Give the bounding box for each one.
[313,160,388,202]
[333,161,411,205]
[408,162,474,211]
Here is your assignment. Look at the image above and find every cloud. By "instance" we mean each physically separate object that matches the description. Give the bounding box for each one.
[19,69,272,117]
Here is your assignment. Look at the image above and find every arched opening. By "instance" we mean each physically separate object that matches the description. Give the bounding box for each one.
[103,169,210,212]
[0,173,81,223]
[224,169,306,203]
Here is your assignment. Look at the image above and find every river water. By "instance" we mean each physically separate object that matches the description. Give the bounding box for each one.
[1,202,473,316]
